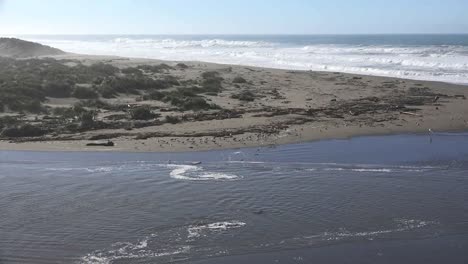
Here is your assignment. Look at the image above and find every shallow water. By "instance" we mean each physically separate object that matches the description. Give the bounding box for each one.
[1,133,468,263]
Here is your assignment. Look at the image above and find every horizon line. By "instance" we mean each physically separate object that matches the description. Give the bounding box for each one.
[2,33,468,36]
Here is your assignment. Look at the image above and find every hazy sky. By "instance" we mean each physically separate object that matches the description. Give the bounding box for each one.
[0,0,467,35]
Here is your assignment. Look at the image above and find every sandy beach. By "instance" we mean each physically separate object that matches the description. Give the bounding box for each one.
[1,53,467,152]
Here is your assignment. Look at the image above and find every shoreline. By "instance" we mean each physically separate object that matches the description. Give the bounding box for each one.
[1,126,467,154]
[1,54,468,153]
[47,53,468,87]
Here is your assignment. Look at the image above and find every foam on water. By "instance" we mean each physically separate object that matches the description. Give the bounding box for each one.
[187,221,247,239]
[81,244,191,264]
[323,168,394,173]
[317,219,435,241]
[319,164,437,173]
[164,164,241,181]
[20,36,468,84]
[268,219,437,250]
[80,218,434,263]
[228,161,440,174]
[80,220,245,264]
[42,162,242,180]
[45,166,124,173]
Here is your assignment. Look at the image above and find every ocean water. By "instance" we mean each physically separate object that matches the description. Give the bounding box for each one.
[1,133,468,263]
[14,34,468,84]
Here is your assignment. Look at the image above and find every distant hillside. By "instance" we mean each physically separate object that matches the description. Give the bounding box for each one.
[0,38,65,58]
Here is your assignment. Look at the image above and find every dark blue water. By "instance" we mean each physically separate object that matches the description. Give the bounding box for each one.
[1,133,468,264]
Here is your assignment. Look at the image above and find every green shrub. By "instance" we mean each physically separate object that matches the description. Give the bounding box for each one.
[144,90,166,101]
[79,111,96,129]
[72,87,98,99]
[201,78,223,93]
[43,80,74,98]
[88,63,119,76]
[137,64,174,73]
[76,99,111,109]
[98,85,118,98]
[164,75,180,86]
[1,124,47,138]
[0,57,180,114]
[22,99,45,113]
[165,115,181,124]
[0,116,19,130]
[176,63,189,69]
[6,98,45,113]
[121,67,143,76]
[201,71,221,80]
[176,87,197,97]
[99,76,172,95]
[52,107,76,118]
[130,106,156,120]
[231,90,256,102]
[181,97,213,111]
[232,76,247,84]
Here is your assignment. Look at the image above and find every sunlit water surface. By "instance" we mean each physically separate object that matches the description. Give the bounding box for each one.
[1,133,468,263]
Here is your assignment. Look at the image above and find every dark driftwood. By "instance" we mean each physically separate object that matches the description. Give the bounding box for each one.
[86,141,115,147]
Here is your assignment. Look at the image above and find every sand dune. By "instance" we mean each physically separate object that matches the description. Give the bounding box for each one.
[0,38,65,58]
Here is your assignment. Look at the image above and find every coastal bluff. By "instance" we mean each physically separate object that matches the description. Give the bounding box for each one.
[0,38,65,58]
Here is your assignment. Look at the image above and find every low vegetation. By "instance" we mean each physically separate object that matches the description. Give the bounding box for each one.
[232,76,247,84]
[231,90,256,101]
[1,123,47,138]
[0,57,183,113]
[164,115,181,124]
[130,106,157,120]
[0,57,228,139]
[72,86,99,99]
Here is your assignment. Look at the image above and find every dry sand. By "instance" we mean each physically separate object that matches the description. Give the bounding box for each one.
[1,54,467,152]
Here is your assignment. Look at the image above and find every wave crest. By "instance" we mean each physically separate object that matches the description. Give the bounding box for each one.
[22,36,468,84]
[112,38,273,48]
[164,164,241,181]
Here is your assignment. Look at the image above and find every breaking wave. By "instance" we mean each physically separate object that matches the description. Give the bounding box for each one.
[164,164,241,181]
[21,36,468,84]
[43,162,242,181]
[113,37,273,48]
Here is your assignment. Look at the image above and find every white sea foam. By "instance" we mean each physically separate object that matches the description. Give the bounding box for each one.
[323,168,393,173]
[320,164,439,173]
[323,219,435,240]
[299,219,436,243]
[164,164,240,181]
[227,161,267,164]
[81,220,245,263]
[81,244,191,264]
[21,36,468,84]
[46,166,122,173]
[187,221,247,239]
[112,38,273,48]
